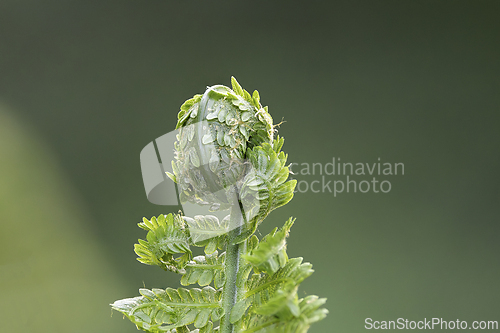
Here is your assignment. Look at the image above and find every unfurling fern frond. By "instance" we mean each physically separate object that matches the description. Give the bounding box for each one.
[112,77,327,333]
[111,286,223,332]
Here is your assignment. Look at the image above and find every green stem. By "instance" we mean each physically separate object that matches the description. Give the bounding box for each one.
[220,201,247,333]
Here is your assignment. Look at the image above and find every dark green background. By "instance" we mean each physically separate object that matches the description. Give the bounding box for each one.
[1,1,499,332]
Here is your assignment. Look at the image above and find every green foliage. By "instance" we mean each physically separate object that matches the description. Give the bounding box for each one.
[243,296,328,333]
[171,76,274,212]
[134,214,192,273]
[183,215,229,254]
[235,140,297,244]
[111,286,223,332]
[181,251,226,289]
[176,94,203,129]
[229,258,315,324]
[242,218,294,275]
[112,77,327,333]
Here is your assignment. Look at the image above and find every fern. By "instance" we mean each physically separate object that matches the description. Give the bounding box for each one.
[183,215,229,254]
[242,296,328,333]
[134,214,192,273]
[229,258,315,324]
[235,140,296,244]
[242,218,294,275]
[181,251,226,289]
[112,77,327,332]
[112,286,223,332]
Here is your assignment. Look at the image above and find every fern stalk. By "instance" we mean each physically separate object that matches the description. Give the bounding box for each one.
[112,77,327,333]
[220,203,245,333]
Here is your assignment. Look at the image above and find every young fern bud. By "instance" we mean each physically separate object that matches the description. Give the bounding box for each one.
[171,77,274,212]
[112,77,327,333]
[170,77,296,243]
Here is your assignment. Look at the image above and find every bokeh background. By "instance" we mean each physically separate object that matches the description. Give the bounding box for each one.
[1,1,499,332]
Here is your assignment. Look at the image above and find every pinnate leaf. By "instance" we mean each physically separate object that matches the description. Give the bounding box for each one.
[135,214,192,272]
[243,218,294,274]
[183,215,229,254]
[181,251,226,288]
[243,295,328,333]
[111,286,223,332]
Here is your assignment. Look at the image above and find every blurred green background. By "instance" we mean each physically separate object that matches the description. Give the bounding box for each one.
[1,1,499,332]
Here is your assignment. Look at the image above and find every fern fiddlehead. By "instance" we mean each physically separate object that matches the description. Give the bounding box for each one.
[112,77,327,333]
